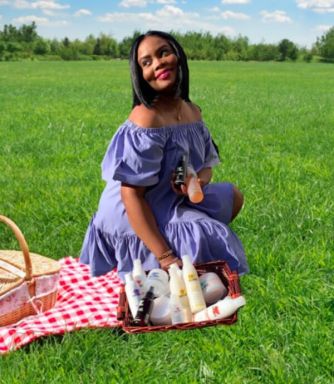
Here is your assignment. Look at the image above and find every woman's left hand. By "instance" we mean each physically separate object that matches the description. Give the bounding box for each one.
[160,255,182,271]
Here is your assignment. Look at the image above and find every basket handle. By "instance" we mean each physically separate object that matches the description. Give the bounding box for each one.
[0,215,32,281]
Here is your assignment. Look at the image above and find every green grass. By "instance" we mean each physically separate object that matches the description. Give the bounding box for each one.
[0,61,333,383]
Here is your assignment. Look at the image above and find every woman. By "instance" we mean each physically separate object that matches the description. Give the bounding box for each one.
[80,31,249,280]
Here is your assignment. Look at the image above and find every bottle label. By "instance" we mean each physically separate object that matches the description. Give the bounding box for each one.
[187,273,198,282]
[212,305,220,316]
[133,288,141,298]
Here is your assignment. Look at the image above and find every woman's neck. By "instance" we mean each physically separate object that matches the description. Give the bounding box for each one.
[153,96,184,122]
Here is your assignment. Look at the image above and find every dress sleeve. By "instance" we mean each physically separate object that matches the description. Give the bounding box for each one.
[101,123,165,186]
[203,124,220,168]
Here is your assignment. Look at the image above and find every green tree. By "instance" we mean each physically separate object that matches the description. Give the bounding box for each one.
[50,39,61,54]
[93,38,102,55]
[248,43,279,61]
[278,39,299,61]
[213,34,231,60]
[0,42,5,60]
[98,33,118,57]
[19,22,38,42]
[317,27,334,61]
[62,37,70,48]
[33,38,50,55]
[119,31,141,59]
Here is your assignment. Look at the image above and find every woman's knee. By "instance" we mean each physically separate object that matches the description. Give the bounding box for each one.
[231,185,244,221]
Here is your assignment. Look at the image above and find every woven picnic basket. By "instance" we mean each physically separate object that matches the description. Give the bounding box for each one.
[0,215,60,327]
[117,260,242,334]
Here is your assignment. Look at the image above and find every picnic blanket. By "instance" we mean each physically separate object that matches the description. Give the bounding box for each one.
[0,257,122,354]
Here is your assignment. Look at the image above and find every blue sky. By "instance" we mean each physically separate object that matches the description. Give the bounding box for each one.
[0,0,333,47]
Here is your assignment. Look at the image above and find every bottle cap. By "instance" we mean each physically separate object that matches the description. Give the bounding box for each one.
[168,263,179,272]
[233,295,246,309]
[133,259,141,267]
[181,254,191,262]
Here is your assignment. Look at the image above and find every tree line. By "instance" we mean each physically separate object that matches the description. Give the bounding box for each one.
[0,22,333,62]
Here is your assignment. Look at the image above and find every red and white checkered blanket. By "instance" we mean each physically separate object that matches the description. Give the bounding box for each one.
[0,257,122,354]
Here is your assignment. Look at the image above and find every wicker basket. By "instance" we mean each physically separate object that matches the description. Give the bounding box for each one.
[0,215,60,327]
[117,260,242,334]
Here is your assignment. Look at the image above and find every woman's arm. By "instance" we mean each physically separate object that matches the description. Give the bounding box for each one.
[121,183,180,269]
[197,167,212,187]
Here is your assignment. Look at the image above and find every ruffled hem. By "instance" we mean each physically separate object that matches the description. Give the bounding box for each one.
[80,217,249,281]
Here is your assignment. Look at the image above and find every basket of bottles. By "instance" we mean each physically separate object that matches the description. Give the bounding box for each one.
[117,255,245,334]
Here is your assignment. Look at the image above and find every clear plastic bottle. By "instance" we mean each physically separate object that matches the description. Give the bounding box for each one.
[186,166,204,204]
[132,258,147,297]
[124,273,141,318]
[169,263,192,324]
[144,268,170,297]
[181,255,206,314]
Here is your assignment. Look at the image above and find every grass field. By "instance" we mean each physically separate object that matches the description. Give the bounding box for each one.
[0,60,333,383]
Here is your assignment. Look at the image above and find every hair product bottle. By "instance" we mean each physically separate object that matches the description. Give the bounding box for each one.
[133,286,155,326]
[124,273,141,318]
[144,268,170,297]
[181,255,206,314]
[169,263,192,324]
[150,295,172,326]
[193,295,246,322]
[199,272,227,305]
[186,165,204,204]
[132,258,147,297]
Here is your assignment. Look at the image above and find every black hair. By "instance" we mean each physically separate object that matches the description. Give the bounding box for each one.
[129,31,191,108]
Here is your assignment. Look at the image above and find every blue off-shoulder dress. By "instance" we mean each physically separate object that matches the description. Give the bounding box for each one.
[80,119,249,281]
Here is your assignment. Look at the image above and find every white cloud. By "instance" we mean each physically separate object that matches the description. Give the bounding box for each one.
[221,0,250,4]
[221,11,250,20]
[156,0,176,4]
[156,5,185,17]
[314,24,332,32]
[14,0,70,11]
[260,10,292,23]
[99,6,236,37]
[0,0,9,6]
[13,14,67,26]
[297,0,334,13]
[119,0,148,8]
[74,9,91,17]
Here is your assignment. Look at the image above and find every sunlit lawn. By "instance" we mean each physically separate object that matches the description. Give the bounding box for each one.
[0,60,333,383]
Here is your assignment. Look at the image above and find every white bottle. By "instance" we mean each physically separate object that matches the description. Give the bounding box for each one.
[132,258,147,297]
[199,272,227,305]
[169,263,192,323]
[150,295,172,326]
[193,295,246,322]
[181,255,206,314]
[124,273,142,318]
[144,269,170,297]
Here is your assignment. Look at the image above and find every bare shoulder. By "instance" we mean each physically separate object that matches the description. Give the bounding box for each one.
[187,102,202,120]
[128,105,161,128]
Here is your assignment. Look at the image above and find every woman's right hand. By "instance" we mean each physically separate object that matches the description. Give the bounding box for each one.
[170,172,188,196]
